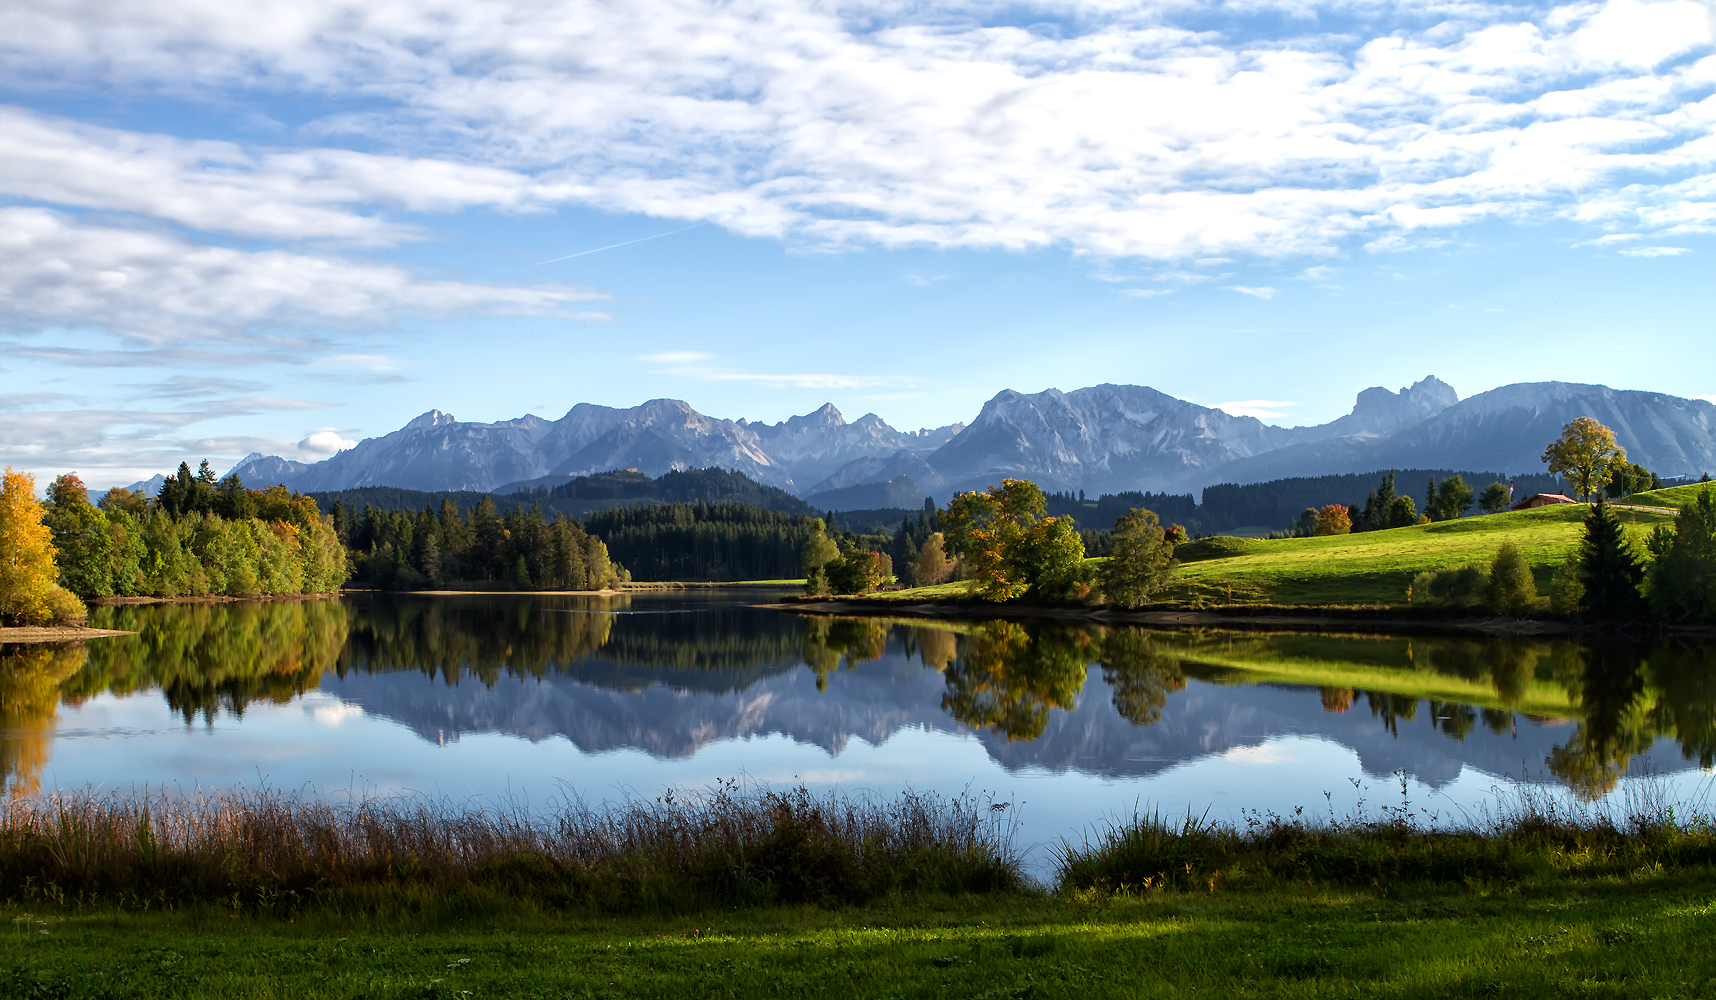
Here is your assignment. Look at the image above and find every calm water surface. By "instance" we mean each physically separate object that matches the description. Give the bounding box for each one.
[4,592,1714,864]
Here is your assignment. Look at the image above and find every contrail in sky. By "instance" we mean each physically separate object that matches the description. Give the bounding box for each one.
[536,223,706,265]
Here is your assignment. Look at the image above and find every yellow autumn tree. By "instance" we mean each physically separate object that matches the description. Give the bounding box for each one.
[1542,417,1627,502]
[0,469,63,625]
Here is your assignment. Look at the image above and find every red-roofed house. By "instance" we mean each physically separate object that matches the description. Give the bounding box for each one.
[1511,493,1578,511]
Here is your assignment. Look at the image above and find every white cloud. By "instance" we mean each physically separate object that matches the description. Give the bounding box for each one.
[0,208,601,346]
[1697,393,1716,404]
[1120,288,1175,298]
[1617,246,1692,257]
[1228,285,1279,299]
[299,429,357,455]
[1214,399,1298,420]
[635,351,715,363]
[0,0,1709,263]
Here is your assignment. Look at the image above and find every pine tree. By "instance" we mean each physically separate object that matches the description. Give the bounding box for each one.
[1578,500,1646,620]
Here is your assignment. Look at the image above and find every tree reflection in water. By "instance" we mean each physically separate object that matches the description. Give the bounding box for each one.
[930,623,1087,741]
[0,597,1714,802]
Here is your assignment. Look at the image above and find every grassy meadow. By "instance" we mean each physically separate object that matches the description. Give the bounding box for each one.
[861,502,1681,609]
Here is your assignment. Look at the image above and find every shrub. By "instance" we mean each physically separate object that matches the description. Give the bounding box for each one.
[1551,553,1584,615]
[1488,542,1539,616]
[42,585,86,624]
[1411,563,1490,608]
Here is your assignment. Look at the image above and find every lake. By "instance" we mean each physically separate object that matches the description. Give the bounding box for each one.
[4,591,1713,866]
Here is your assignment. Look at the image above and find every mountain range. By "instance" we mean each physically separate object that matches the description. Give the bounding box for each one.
[226,377,1716,506]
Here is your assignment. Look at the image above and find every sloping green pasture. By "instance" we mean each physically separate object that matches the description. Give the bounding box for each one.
[1166,505,1673,607]
[1623,483,1715,508]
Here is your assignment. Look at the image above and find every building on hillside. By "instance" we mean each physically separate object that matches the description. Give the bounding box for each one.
[1511,493,1578,511]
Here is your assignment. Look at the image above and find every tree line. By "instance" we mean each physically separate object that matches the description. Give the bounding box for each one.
[1,464,347,626]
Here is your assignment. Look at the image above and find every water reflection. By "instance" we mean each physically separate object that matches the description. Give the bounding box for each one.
[0,595,1711,801]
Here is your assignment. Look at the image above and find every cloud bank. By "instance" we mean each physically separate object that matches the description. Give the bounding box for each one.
[1,0,1710,263]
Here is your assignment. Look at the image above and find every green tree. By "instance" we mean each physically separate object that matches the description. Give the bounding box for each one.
[1577,500,1646,620]
[1543,417,1627,502]
[1355,472,1398,532]
[942,479,1048,601]
[1017,515,1091,602]
[1478,481,1512,514]
[1644,486,1716,622]
[1096,508,1176,609]
[1427,475,1475,522]
[44,474,114,598]
[799,521,840,577]
[1387,494,1418,528]
[1488,542,1539,616]
[1605,461,1659,499]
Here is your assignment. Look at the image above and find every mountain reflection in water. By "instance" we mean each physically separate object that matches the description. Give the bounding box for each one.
[0,593,1711,801]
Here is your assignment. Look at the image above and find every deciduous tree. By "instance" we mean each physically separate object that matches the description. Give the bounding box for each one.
[1,470,84,625]
[1543,417,1627,502]
[1314,504,1352,536]
[1096,508,1177,609]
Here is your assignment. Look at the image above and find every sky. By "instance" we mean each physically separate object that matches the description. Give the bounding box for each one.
[2,0,1713,489]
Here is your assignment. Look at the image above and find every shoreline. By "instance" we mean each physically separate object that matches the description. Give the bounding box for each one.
[0,625,136,644]
[761,598,1708,637]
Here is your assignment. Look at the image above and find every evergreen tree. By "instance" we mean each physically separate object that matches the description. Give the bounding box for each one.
[1577,500,1646,620]
[1478,481,1512,514]
[1644,486,1716,622]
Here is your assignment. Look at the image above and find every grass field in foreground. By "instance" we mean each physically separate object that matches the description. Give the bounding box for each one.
[5,877,1714,999]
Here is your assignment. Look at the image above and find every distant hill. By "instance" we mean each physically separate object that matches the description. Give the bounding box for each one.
[307,467,812,520]
[803,475,927,511]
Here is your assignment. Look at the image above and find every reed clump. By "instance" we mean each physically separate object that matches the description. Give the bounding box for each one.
[0,781,1023,914]
[1053,782,1716,896]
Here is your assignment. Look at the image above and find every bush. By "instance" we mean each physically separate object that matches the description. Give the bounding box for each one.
[1487,542,1539,616]
[42,585,86,624]
[1410,563,1490,608]
[1551,553,1584,615]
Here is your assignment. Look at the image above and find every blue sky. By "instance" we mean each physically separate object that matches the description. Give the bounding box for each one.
[2,0,1712,487]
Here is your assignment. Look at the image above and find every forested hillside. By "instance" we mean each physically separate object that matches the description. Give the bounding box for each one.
[309,467,812,522]
[585,504,820,582]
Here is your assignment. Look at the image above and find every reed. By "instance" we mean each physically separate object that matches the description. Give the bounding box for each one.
[1053,777,1716,895]
[0,781,1023,914]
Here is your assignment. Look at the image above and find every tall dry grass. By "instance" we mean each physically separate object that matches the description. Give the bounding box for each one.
[1054,775,1716,895]
[0,781,1023,914]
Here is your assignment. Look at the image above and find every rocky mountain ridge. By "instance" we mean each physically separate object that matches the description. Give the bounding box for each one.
[225,376,1716,503]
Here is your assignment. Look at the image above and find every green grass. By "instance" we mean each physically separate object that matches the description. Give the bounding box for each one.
[1621,483,1715,508]
[5,877,1716,998]
[812,503,1682,610]
[1166,504,1674,607]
